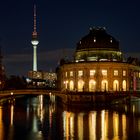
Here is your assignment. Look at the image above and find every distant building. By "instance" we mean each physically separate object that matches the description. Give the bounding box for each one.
[27,71,57,88]
[57,27,140,92]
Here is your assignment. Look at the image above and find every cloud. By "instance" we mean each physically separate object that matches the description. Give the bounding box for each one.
[125,52,140,59]
[3,48,74,76]
[4,53,32,63]
[38,48,74,62]
[4,48,74,63]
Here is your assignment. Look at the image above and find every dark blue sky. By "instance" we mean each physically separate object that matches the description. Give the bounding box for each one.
[1,0,140,76]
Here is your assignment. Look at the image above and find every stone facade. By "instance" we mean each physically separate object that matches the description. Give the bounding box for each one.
[57,61,140,92]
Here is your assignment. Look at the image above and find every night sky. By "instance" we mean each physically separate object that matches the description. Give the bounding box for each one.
[1,0,140,76]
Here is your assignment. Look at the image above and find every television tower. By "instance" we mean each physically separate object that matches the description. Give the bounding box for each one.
[31,5,39,71]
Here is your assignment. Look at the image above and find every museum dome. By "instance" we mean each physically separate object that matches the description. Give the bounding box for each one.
[75,27,123,62]
[76,27,119,51]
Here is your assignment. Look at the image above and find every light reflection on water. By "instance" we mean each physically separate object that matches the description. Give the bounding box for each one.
[62,109,128,140]
[0,95,140,140]
[0,106,4,140]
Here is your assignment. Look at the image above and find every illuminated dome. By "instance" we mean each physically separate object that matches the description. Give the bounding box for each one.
[57,27,140,94]
[75,27,123,62]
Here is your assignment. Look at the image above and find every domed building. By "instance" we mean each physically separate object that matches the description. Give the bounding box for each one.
[57,27,140,92]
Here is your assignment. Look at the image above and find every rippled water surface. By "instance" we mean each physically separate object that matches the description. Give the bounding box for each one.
[0,95,140,140]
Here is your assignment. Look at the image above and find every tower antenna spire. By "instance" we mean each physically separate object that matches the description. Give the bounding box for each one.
[32,4,37,38]
[31,4,39,71]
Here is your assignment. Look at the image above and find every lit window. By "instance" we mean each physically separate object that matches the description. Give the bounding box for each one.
[89,80,96,92]
[102,70,107,76]
[70,71,73,77]
[78,80,84,91]
[78,70,83,77]
[64,80,69,89]
[139,72,140,78]
[65,72,67,77]
[101,80,108,91]
[123,70,126,76]
[37,72,41,78]
[69,80,74,91]
[90,70,96,76]
[113,80,119,91]
[122,80,126,91]
[114,70,118,76]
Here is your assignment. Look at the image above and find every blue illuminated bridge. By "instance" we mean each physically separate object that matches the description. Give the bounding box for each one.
[0,89,140,105]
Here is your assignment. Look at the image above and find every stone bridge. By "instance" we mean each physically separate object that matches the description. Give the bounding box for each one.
[1,89,138,105]
[0,89,67,103]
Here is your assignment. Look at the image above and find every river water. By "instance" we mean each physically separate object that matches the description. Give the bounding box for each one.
[0,95,140,140]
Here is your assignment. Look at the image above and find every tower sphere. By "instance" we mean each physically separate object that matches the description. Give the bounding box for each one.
[31,40,39,46]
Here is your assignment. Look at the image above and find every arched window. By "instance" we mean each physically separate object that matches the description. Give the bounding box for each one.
[78,80,84,92]
[65,81,69,89]
[69,80,74,91]
[101,80,108,92]
[122,80,126,91]
[113,80,119,91]
[64,80,69,89]
[89,80,96,92]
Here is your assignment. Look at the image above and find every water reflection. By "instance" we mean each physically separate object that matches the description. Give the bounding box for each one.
[10,104,14,126]
[62,108,132,140]
[0,106,4,140]
[8,104,14,140]
[38,95,44,123]
[89,111,96,140]
[122,114,127,140]
[63,102,140,140]
[1,95,140,139]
